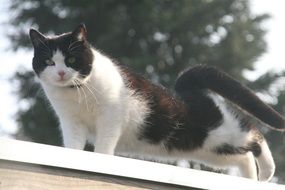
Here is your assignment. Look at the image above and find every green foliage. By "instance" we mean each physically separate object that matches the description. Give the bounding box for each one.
[7,0,285,182]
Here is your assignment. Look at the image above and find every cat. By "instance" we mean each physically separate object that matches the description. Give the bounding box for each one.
[29,24,285,181]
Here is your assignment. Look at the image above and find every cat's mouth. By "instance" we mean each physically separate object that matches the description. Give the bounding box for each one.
[53,79,74,87]
[50,75,79,87]
[56,77,86,89]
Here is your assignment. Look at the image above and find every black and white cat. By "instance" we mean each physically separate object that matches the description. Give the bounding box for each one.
[29,24,285,181]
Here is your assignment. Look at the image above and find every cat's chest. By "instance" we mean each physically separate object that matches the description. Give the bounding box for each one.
[45,86,99,124]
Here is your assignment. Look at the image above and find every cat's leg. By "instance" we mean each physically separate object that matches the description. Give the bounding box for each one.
[60,120,87,150]
[254,140,275,181]
[94,127,122,155]
[204,139,274,181]
[190,151,258,180]
[94,110,122,155]
[235,152,258,180]
[234,140,275,181]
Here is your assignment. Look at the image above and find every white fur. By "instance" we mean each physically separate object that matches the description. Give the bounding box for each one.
[38,48,274,181]
[204,95,250,150]
[40,49,151,155]
[256,140,275,181]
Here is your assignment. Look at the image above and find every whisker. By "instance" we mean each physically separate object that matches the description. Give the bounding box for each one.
[83,82,99,105]
[37,38,52,54]
[72,80,82,103]
[69,44,83,52]
[85,82,101,95]
[39,45,49,52]
[68,41,82,50]
[82,80,101,95]
[68,51,80,56]
[37,44,51,56]
[77,80,90,111]
[39,49,51,57]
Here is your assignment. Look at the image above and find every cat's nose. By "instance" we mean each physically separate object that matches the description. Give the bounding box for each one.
[58,71,66,80]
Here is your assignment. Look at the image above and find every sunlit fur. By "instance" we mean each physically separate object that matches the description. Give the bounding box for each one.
[30,25,281,181]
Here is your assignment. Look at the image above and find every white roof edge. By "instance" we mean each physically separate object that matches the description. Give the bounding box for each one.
[0,137,284,190]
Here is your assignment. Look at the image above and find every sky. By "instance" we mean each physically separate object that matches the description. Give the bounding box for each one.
[245,0,285,79]
[0,0,285,137]
[0,1,33,136]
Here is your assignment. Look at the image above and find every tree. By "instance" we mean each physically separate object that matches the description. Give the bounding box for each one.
[7,0,285,182]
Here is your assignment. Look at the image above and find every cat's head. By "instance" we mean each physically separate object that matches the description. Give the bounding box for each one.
[29,24,94,87]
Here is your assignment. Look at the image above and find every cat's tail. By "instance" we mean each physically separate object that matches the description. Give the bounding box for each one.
[174,65,285,132]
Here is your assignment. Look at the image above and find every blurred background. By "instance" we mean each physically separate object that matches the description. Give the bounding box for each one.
[0,0,285,183]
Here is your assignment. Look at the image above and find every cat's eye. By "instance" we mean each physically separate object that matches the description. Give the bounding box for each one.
[67,57,76,64]
[45,59,55,66]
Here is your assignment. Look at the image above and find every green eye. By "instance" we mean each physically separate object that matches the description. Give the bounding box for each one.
[68,57,76,64]
[45,59,54,66]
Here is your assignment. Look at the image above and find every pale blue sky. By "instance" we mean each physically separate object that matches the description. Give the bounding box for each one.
[0,0,285,137]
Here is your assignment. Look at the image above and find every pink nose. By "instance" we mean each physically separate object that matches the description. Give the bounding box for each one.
[58,71,66,80]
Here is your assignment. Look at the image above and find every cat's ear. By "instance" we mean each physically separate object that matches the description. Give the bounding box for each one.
[72,23,87,41]
[29,28,47,48]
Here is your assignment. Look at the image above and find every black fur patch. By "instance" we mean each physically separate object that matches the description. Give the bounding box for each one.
[214,142,261,157]
[250,142,262,157]
[215,144,248,155]
[165,91,223,151]
[119,66,223,151]
[175,65,285,131]
[31,32,93,78]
